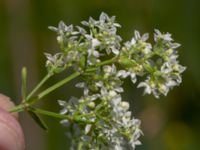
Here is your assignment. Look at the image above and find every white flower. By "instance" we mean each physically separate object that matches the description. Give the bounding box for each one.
[92,38,101,48]
[117,69,137,83]
[134,30,149,41]
[44,53,66,73]
[154,29,173,42]
[161,62,172,73]
[117,70,130,78]
[137,81,152,95]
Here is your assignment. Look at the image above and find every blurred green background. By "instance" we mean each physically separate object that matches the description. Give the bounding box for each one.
[0,0,199,150]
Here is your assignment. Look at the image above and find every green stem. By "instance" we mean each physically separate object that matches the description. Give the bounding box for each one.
[85,56,118,72]
[9,72,80,113]
[97,56,118,67]
[37,72,80,100]
[29,107,72,120]
[36,56,117,101]
[77,141,83,150]
[9,104,24,113]
[29,108,94,124]
[9,57,118,113]
[27,73,53,100]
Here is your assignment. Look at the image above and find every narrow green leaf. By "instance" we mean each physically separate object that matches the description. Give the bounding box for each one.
[21,67,27,101]
[28,107,48,131]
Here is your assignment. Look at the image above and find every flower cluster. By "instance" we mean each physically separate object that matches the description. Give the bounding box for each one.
[81,12,122,55]
[46,12,122,74]
[119,30,186,98]
[45,12,186,149]
[59,64,142,150]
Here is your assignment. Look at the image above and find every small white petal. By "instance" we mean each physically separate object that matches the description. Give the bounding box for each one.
[137,82,151,94]
[115,87,124,93]
[117,70,130,78]
[95,81,103,87]
[75,82,85,88]
[81,21,89,26]
[114,23,121,27]
[130,73,137,83]
[93,50,100,57]
[166,80,177,87]
[141,33,149,41]
[48,26,58,32]
[134,30,141,40]
[92,39,101,48]
[60,108,68,114]
[60,119,70,127]
[171,43,181,49]
[85,34,92,40]
[112,47,119,55]
[85,124,92,134]
[131,38,136,45]
[101,87,107,96]
[109,90,117,97]
[58,100,66,106]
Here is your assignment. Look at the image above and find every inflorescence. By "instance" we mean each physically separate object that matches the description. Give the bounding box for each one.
[44,12,186,150]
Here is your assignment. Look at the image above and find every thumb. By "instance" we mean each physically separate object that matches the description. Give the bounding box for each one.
[0,94,25,150]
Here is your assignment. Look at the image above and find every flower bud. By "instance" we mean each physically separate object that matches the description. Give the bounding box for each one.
[120,101,130,111]
[87,102,95,109]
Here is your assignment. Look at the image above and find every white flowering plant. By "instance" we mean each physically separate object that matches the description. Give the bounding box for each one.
[9,12,186,150]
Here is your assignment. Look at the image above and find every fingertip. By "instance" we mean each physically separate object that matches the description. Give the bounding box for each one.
[0,109,25,150]
[0,93,18,118]
[0,94,25,150]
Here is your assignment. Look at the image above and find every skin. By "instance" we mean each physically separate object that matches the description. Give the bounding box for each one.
[0,94,25,150]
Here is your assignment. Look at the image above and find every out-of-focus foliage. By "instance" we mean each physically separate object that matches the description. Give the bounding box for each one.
[0,0,199,150]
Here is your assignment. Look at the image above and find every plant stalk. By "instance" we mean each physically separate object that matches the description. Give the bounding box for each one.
[27,73,53,100]
[37,71,80,100]
[9,56,117,113]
